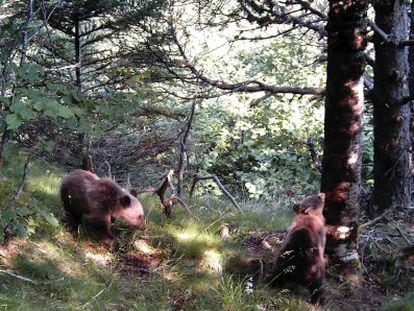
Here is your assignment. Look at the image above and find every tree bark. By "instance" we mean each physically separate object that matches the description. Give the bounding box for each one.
[74,17,82,92]
[408,2,414,209]
[372,1,411,216]
[321,0,369,278]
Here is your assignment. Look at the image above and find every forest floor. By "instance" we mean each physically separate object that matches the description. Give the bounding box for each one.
[0,160,413,310]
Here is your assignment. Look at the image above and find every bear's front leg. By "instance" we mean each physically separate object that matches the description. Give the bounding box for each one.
[83,214,118,250]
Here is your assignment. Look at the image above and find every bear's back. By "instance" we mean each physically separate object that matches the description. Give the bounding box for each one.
[61,169,100,215]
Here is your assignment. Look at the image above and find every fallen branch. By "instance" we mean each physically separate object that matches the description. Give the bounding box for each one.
[190,174,242,213]
[0,269,38,284]
[389,219,412,245]
[136,170,190,218]
[359,209,391,230]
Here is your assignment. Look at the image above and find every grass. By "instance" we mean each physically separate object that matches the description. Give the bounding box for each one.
[6,150,399,310]
[0,154,302,310]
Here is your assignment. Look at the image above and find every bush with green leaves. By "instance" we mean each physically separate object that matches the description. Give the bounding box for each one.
[0,151,60,242]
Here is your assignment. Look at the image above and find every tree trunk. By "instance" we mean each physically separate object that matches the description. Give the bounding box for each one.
[410,2,414,208]
[321,0,369,278]
[74,18,82,92]
[372,1,411,216]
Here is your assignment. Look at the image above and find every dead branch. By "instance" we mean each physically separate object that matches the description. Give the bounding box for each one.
[189,174,242,213]
[0,269,38,284]
[153,170,190,218]
[389,219,412,245]
[12,154,31,202]
[306,137,322,173]
[359,209,391,230]
[177,101,197,197]
[171,30,325,96]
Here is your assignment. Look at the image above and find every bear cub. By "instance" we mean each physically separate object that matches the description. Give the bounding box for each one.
[268,193,326,304]
[60,169,145,249]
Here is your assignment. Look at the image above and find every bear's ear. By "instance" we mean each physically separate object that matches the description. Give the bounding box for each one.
[119,195,131,207]
[293,203,300,213]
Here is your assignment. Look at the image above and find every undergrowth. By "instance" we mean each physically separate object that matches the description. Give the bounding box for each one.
[4,152,410,310]
[0,153,313,310]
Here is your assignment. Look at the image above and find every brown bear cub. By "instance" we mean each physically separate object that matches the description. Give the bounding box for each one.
[268,193,326,304]
[60,169,145,249]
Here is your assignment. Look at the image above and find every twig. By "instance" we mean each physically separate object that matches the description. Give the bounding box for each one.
[12,154,31,202]
[155,169,189,218]
[0,269,38,284]
[389,219,412,245]
[359,209,391,230]
[190,174,242,212]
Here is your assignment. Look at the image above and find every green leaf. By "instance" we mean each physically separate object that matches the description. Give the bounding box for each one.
[2,209,16,222]
[66,117,78,129]
[44,140,55,152]
[5,114,22,130]
[11,101,37,120]
[17,223,28,237]
[56,104,74,118]
[42,212,59,227]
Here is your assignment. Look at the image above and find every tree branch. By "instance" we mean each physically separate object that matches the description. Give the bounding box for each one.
[177,101,197,197]
[172,31,325,96]
[190,174,242,213]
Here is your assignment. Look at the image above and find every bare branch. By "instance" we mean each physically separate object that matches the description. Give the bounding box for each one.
[12,155,31,201]
[177,101,197,197]
[154,169,191,218]
[0,269,38,284]
[359,209,391,230]
[172,31,325,96]
[190,174,242,213]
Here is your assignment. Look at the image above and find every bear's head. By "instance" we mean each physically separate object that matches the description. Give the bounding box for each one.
[115,191,146,230]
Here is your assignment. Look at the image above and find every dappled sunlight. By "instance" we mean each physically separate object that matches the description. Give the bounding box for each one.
[169,223,220,248]
[133,239,157,255]
[160,268,182,283]
[27,173,61,196]
[199,248,223,274]
[347,151,359,166]
[84,251,113,267]
[175,230,197,242]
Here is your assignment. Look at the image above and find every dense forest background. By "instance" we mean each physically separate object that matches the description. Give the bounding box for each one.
[0,0,413,310]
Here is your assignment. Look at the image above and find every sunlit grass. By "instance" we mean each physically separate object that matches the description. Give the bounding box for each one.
[1,152,312,310]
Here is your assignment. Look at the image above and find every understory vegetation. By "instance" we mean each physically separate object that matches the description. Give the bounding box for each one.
[1,153,413,310]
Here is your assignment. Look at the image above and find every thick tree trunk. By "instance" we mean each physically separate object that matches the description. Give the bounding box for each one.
[372,1,411,216]
[410,3,414,208]
[321,0,369,278]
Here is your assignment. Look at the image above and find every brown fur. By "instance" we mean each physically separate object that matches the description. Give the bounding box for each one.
[60,169,145,249]
[268,193,326,304]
